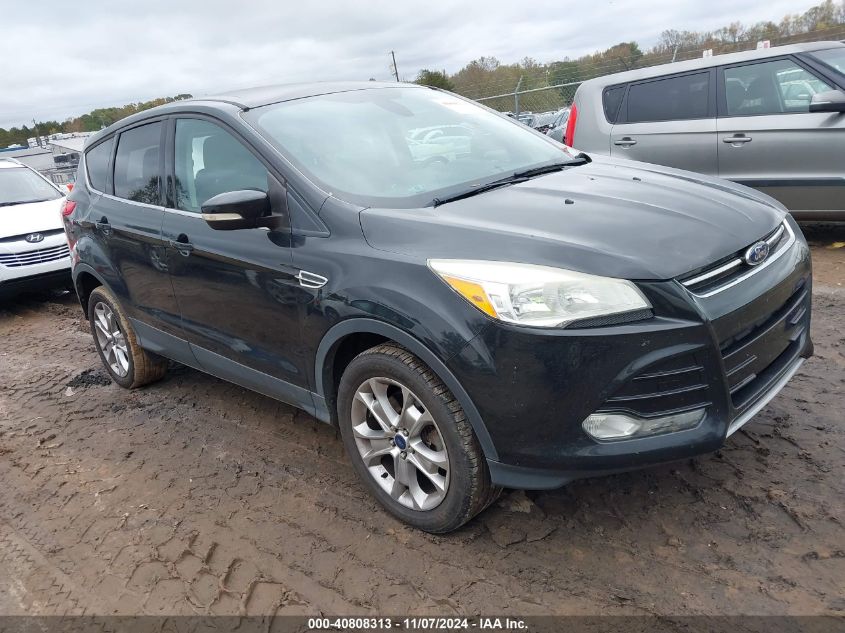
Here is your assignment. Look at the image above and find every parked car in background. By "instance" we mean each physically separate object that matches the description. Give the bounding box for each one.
[407,125,472,164]
[567,41,845,220]
[516,112,535,127]
[65,82,811,533]
[545,108,570,142]
[778,77,823,108]
[0,157,70,298]
[529,110,561,134]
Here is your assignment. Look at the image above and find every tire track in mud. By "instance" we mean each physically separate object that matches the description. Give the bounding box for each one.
[0,520,98,615]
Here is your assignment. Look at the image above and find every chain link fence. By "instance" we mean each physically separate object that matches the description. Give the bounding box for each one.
[476,82,579,118]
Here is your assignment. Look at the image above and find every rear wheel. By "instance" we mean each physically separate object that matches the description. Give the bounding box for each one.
[338,343,499,533]
[87,286,167,388]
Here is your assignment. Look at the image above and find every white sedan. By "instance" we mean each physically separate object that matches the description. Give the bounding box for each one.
[0,158,71,298]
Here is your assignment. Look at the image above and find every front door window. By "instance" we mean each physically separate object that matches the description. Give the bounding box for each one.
[174,119,270,213]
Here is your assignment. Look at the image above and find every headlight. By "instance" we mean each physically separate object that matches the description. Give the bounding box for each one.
[428,260,651,328]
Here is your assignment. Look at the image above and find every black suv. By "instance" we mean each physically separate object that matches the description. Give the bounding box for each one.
[63,82,812,533]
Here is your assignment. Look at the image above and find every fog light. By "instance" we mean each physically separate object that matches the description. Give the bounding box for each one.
[582,409,705,441]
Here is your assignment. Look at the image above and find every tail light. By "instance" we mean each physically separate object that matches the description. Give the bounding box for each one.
[62,200,78,254]
[563,103,578,147]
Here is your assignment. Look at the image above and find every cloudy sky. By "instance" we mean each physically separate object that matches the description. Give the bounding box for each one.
[2,0,817,128]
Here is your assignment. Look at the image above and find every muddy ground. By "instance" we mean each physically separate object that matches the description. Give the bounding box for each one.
[0,225,843,618]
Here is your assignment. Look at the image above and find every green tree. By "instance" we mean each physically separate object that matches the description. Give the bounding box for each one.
[450,56,502,97]
[414,69,454,91]
[603,42,643,73]
[548,60,580,87]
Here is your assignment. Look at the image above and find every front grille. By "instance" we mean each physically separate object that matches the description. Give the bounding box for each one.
[0,244,70,268]
[601,352,711,418]
[0,229,65,244]
[720,284,808,410]
[679,221,793,296]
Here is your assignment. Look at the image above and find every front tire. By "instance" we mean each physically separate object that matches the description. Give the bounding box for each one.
[87,286,167,388]
[337,344,499,533]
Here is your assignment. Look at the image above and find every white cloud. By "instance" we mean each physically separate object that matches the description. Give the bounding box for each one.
[0,0,820,127]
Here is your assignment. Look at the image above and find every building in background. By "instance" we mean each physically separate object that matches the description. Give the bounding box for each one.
[0,132,92,186]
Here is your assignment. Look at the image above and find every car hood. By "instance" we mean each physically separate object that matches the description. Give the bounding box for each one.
[360,157,786,280]
[0,198,65,239]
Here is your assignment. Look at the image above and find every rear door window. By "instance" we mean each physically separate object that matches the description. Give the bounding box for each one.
[113,122,162,205]
[626,72,710,123]
[85,137,113,193]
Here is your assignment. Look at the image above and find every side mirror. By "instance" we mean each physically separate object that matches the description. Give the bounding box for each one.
[201,190,270,230]
[809,90,845,113]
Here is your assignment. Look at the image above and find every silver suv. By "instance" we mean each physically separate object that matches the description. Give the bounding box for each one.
[567,41,845,220]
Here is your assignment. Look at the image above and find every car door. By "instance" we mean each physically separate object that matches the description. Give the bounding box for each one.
[161,116,312,408]
[610,70,718,175]
[89,120,185,344]
[717,56,845,215]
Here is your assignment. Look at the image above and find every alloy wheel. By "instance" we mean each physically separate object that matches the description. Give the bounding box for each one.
[93,301,129,378]
[351,376,450,511]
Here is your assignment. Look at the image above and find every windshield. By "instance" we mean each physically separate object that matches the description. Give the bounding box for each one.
[0,167,62,206]
[244,87,576,208]
[810,48,845,76]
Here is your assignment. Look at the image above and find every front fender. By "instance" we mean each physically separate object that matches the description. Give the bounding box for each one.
[313,317,498,461]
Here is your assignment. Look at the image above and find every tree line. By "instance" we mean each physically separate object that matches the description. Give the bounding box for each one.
[414,0,845,101]
[0,94,192,150]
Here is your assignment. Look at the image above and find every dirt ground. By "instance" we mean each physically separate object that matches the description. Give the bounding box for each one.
[0,225,843,618]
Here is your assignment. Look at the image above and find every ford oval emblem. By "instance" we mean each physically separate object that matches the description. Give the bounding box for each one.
[25,233,44,243]
[744,241,770,266]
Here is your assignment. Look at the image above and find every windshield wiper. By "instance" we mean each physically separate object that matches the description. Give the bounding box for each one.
[513,154,591,179]
[431,154,591,207]
[432,175,529,207]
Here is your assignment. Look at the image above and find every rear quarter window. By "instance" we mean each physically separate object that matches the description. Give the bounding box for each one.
[602,85,626,123]
[85,137,114,193]
[626,72,710,123]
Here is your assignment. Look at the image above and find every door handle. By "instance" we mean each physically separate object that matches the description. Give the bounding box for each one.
[169,235,194,257]
[296,270,328,289]
[723,134,752,145]
[613,137,637,147]
[94,218,112,236]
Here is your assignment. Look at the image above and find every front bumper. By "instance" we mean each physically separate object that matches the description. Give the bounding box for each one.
[448,220,813,489]
[0,268,72,298]
[0,236,71,298]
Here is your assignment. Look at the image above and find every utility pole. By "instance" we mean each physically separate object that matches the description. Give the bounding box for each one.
[390,51,400,82]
